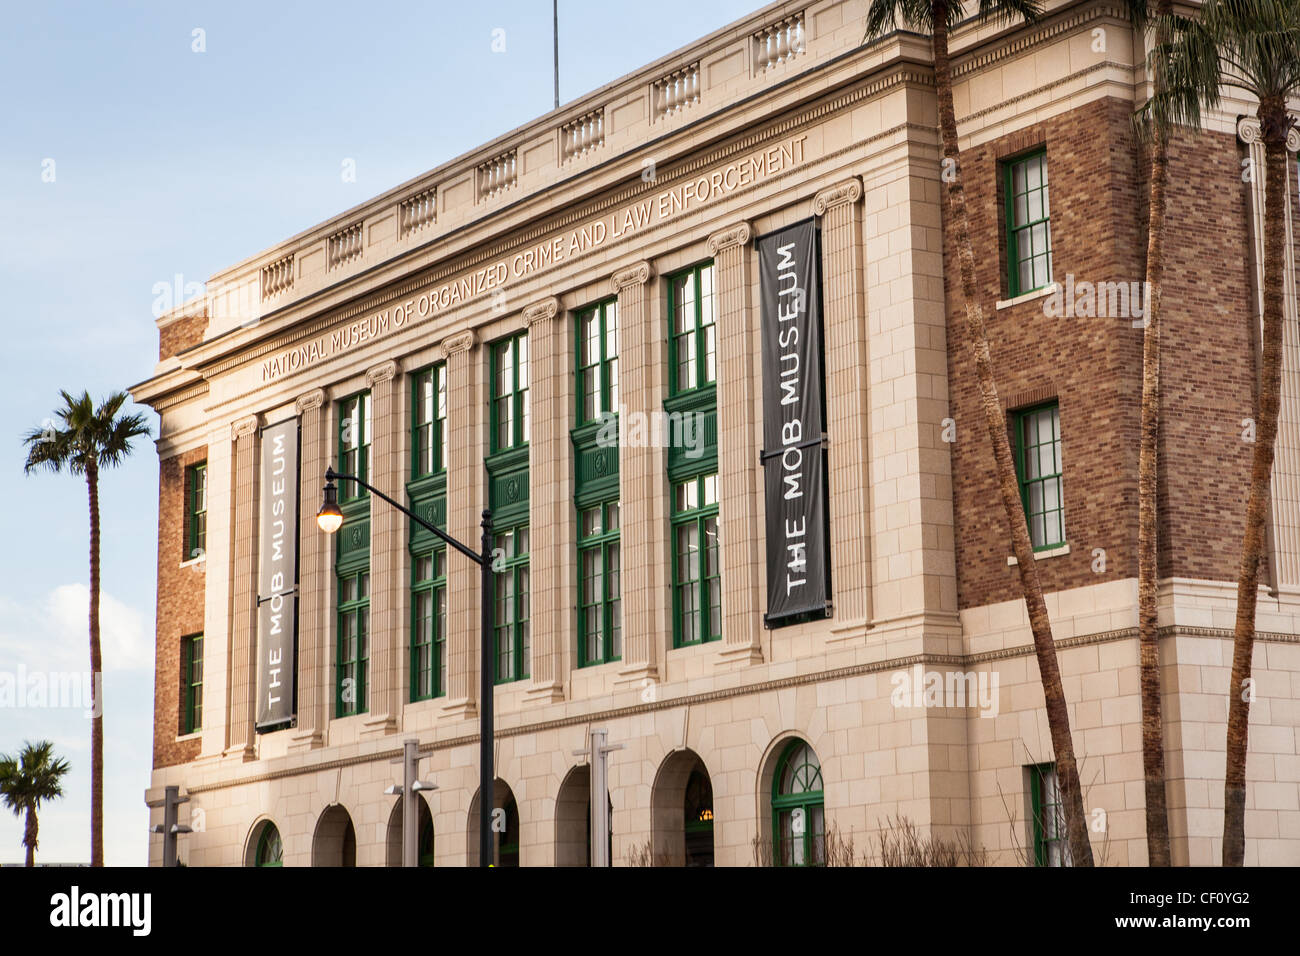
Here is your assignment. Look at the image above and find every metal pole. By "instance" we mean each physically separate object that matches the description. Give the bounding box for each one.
[162,785,178,868]
[479,509,494,866]
[553,0,559,109]
[402,739,418,868]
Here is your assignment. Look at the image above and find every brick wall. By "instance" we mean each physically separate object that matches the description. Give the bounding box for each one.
[158,310,207,361]
[153,447,207,768]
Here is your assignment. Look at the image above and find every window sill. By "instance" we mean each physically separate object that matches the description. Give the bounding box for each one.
[178,556,206,570]
[175,730,201,742]
[1007,543,1070,565]
[996,283,1058,311]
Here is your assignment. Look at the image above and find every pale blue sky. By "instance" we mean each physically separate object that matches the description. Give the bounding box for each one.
[0,0,761,865]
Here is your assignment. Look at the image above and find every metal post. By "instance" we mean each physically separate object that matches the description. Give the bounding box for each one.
[479,509,494,866]
[162,785,179,868]
[553,0,559,110]
[402,739,418,868]
[575,729,623,867]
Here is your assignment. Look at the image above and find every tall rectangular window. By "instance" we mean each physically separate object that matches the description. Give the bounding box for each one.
[577,299,619,424]
[185,462,207,561]
[578,500,621,666]
[1013,402,1065,550]
[337,569,370,716]
[338,392,372,500]
[183,633,203,734]
[1029,763,1071,867]
[668,263,718,395]
[494,524,530,683]
[672,474,721,647]
[411,548,447,701]
[491,334,529,452]
[412,363,448,479]
[1005,150,1053,297]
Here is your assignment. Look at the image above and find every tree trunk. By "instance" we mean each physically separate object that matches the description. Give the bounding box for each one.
[87,461,104,867]
[1223,101,1289,866]
[24,805,37,867]
[932,4,1094,866]
[1137,0,1172,867]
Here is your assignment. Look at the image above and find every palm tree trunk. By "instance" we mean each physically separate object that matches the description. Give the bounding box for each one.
[931,3,1094,866]
[1223,101,1289,867]
[1137,0,1172,867]
[87,461,104,868]
[24,805,37,867]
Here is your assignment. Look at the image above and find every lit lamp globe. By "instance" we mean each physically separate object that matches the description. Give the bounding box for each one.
[317,479,344,534]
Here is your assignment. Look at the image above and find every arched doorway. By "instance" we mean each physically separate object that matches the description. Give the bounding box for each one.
[651,749,714,867]
[246,819,284,867]
[312,804,357,867]
[770,739,824,867]
[385,795,435,866]
[555,764,614,866]
[467,778,520,867]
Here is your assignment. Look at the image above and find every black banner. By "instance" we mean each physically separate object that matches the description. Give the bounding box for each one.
[255,417,299,730]
[759,218,830,625]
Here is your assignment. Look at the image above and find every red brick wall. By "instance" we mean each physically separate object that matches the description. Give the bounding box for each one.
[153,447,207,768]
[947,98,1145,609]
[159,311,207,361]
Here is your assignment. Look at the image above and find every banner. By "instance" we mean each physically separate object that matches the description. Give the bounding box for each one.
[759,218,830,625]
[255,417,300,730]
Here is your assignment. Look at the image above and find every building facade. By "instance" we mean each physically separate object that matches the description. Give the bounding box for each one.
[134,0,1300,867]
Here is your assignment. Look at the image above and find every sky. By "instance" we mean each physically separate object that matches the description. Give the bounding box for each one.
[0,0,762,865]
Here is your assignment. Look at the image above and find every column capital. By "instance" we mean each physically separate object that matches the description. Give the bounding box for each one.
[522,296,560,326]
[813,177,863,215]
[295,388,325,414]
[611,260,654,293]
[1237,114,1300,152]
[232,415,259,440]
[440,328,477,358]
[706,222,752,256]
[365,359,399,386]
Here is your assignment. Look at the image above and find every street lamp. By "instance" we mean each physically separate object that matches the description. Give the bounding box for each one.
[317,465,496,868]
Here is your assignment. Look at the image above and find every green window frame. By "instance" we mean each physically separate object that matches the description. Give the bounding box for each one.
[185,462,207,561]
[1029,763,1070,867]
[668,262,718,396]
[412,363,448,479]
[1004,149,1053,298]
[772,740,825,867]
[336,568,370,716]
[1013,401,1065,550]
[491,334,530,453]
[493,524,530,684]
[671,474,721,647]
[578,500,621,667]
[182,633,203,734]
[410,548,447,701]
[255,823,284,867]
[338,392,372,501]
[576,299,619,425]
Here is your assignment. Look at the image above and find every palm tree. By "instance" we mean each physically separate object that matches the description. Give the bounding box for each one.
[1155,0,1300,867]
[1128,0,1176,868]
[0,741,71,866]
[866,0,1095,866]
[22,391,150,867]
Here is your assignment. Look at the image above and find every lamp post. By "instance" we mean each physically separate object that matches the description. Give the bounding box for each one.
[317,465,495,867]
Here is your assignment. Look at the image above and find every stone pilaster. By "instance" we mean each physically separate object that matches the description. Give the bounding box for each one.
[814,178,873,632]
[442,329,483,719]
[197,424,233,762]
[524,297,570,704]
[612,261,665,688]
[224,414,260,760]
[290,389,327,752]
[362,360,400,736]
[708,222,764,668]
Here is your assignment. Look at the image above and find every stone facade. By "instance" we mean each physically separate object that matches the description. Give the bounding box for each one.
[134,0,1300,867]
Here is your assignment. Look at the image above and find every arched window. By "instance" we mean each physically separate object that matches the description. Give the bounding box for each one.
[256,823,283,867]
[772,741,824,867]
[683,769,714,867]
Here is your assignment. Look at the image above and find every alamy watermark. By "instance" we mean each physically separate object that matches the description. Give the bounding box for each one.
[594,407,704,458]
[0,664,102,717]
[890,665,1000,717]
[1042,273,1151,327]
